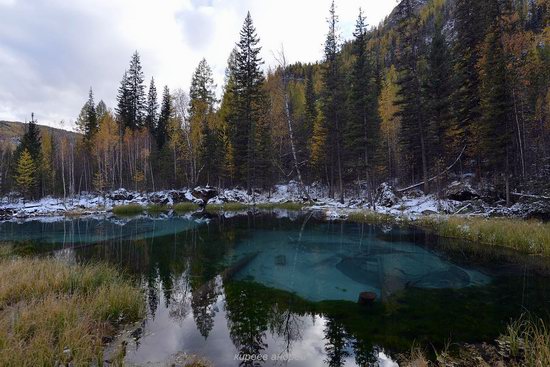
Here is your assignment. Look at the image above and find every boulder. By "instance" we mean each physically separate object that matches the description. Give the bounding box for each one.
[192,187,219,207]
[171,191,190,204]
[376,183,400,207]
[444,180,480,202]
[108,189,134,201]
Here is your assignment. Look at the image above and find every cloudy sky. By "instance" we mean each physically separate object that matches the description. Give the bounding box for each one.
[0,0,396,130]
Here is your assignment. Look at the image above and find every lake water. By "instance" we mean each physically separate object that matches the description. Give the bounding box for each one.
[1,211,549,366]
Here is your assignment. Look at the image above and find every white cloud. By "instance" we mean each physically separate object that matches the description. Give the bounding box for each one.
[0,0,395,129]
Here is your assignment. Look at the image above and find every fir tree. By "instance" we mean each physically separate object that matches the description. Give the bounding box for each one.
[321,1,346,202]
[146,77,159,136]
[344,8,379,189]
[396,0,429,192]
[117,52,146,130]
[232,12,270,193]
[83,87,98,142]
[157,86,172,149]
[424,16,453,160]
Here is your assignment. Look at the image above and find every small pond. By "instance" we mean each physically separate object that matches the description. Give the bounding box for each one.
[1,211,549,366]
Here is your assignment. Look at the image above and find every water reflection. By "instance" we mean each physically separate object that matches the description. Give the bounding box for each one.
[0,212,548,366]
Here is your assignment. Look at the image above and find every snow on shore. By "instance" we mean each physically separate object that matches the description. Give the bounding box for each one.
[0,180,547,222]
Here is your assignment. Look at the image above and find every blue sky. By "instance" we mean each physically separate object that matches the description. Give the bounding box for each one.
[0,0,396,129]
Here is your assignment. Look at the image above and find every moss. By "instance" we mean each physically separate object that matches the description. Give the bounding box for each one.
[206,202,250,212]
[146,204,170,214]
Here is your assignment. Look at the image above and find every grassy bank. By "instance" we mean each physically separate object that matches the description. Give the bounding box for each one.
[112,203,144,216]
[345,209,550,256]
[399,315,550,366]
[0,257,144,366]
[417,216,550,256]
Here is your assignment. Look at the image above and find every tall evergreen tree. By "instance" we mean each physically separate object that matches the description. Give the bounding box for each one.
[157,86,172,149]
[424,16,453,161]
[96,100,108,120]
[83,87,98,142]
[232,12,270,193]
[396,0,430,192]
[345,8,380,193]
[321,1,346,202]
[117,52,146,130]
[146,77,159,136]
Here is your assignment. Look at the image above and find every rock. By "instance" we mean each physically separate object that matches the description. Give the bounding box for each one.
[171,190,190,204]
[149,192,170,205]
[108,188,134,201]
[376,183,400,207]
[445,180,480,201]
[357,291,377,305]
[192,187,219,207]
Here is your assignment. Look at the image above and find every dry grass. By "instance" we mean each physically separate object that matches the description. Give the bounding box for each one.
[112,203,144,216]
[173,202,200,213]
[418,216,550,256]
[499,315,550,366]
[347,211,396,225]
[0,258,144,366]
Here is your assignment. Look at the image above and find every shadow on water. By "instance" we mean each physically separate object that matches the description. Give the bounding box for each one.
[0,211,549,366]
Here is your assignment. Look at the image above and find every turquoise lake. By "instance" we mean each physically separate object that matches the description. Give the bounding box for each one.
[0,211,548,366]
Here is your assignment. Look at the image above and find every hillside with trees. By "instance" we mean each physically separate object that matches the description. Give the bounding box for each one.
[1,0,548,204]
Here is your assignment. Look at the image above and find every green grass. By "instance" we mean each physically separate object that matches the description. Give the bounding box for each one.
[417,216,550,256]
[499,315,550,366]
[0,257,144,366]
[112,203,144,216]
[146,204,170,213]
[173,202,200,213]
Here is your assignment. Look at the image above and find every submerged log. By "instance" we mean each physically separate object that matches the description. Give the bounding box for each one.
[357,291,377,305]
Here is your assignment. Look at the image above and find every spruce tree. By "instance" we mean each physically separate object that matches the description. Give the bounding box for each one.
[424,16,452,160]
[117,52,146,130]
[395,0,429,192]
[321,1,346,202]
[146,77,159,136]
[157,86,171,150]
[83,87,98,142]
[96,100,108,120]
[233,12,270,193]
[345,8,379,189]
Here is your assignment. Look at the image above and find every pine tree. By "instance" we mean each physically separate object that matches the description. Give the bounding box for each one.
[157,86,172,149]
[145,77,159,136]
[321,1,346,202]
[96,100,108,120]
[15,149,36,199]
[232,12,270,193]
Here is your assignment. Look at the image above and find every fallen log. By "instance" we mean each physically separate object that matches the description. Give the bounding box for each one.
[397,145,467,193]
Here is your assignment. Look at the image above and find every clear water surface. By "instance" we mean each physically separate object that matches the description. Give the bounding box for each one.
[1,211,548,366]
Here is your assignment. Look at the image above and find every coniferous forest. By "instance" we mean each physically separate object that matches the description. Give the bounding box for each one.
[2,0,549,202]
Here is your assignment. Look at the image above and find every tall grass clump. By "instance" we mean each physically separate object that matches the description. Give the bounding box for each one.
[112,203,144,216]
[146,204,170,214]
[347,211,396,225]
[173,202,200,213]
[0,258,144,366]
[418,216,550,256]
[499,315,550,366]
